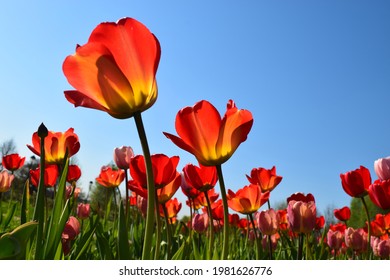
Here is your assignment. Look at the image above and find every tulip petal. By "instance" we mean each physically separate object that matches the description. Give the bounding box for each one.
[88,18,161,99]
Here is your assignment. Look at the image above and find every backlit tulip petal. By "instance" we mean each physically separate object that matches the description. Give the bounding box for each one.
[63,17,160,119]
[368,179,390,210]
[227,184,270,215]
[2,153,26,172]
[340,166,371,198]
[164,99,253,166]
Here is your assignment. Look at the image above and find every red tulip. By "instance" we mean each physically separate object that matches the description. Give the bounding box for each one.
[246,166,282,193]
[0,170,14,193]
[227,184,270,215]
[180,172,201,199]
[96,166,124,188]
[130,154,179,189]
[333,206,351,222]
[63,17,161,119]
[156,173,181,204]
[61,216,81,256]
[315,216,325,230]
[27,128,80,164]
[29,164,59,188]
[2,153,25,172]
[164,99,253,166]
[368,179,390,210]
[340,165,371,198]
[182,163,218,192]
[67,164,82,184]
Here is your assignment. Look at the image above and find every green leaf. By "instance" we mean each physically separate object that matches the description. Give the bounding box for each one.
[43,158,70,259]
[1,201,17,230]
[20,180,30,225]
[0,221,38,259]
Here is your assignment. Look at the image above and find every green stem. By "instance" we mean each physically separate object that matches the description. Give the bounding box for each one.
[268,235,273,260]
[361,196,371,254]
[162,203,173,259]
[134,112,156,260]
[154,191,161,259]
[297,233,304,260]
[249,213,261,260]
[204,191,214,259]
[216,164,229,260]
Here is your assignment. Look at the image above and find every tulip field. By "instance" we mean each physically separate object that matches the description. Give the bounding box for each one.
[1,17,390,261]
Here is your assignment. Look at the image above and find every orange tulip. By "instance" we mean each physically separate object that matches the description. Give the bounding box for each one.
[96,166,124,188]
[246,166,282,193]
[62,17,161,119]
[164,99,253,166]
[227,184,270,215]
[159,197,182,220]
[27,128,80,164]
[157,173,181,204]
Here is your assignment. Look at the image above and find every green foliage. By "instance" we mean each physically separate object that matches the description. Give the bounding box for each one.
[349,196,389,228]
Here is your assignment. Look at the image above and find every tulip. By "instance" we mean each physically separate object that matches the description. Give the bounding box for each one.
[287,200,317,234]
[227,184,270,215]
[0,170,14,193]
[340,165,371,198]
[164,100,253,166]
[130,154,179,189]
[258,208,280,236]
[63,18,161,119]
[368,179,390,210]
[156,174,181,204]
[183,163,218,192]
[67,164,82,184]
[2,153,25,172]
[374,156,390,181]
[333,206,351,222]
[29,164,59,188]
[113,146,134,170]
[192,213,209,233]
[180,172,201,199]
[344,227,368,254]
[27,128,80,164]
[61,216,81,256]
[77,203,90,220]
[287,192,315,203]
[96,166,124,188]
[159,197,182,221]
[371,236,390,258]
[246,166,282,193]
[327,229,344,251]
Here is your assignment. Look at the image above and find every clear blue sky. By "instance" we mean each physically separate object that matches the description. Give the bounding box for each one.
[1,1,389,217]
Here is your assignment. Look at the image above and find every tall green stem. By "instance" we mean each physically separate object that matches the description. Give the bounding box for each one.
[134,112,155,260]
[249,213,261,260]
[216,164,229,260]
[204,191,214,259]
[361,196,371,253]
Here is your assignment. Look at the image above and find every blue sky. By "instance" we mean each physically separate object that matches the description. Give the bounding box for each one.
[1,1,389,217]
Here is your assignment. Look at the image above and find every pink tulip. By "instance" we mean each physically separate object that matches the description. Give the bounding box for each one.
[371,236,390,258]
[192,213,208,233]
[258,208,280,236]
[374,156,390,181]
[287,200,317,234]
[344,227,368,253]
[0,170,14,193]
[327,229,344,251]
[61,216,81,256]
[113,146,134,170]
[77,203,90,220]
